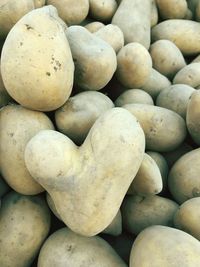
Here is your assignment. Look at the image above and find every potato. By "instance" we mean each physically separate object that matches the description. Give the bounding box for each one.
[186,90,200,145]
[89,0,118,22]
[156,84,195,119]
[130,225,200,267]
[0,191,51,267]
[112,0,151,48]
[0,63,12,108]
[0,104,54,195]
[122,195,179,235]
[1,6,74,111]
[123,104,187,152]
[150,40,186,79]
[168,148,200,204]
[173,63,200,87]
[85,21,105,33]
[115,89,154,107]
[128,153,163,196]
[38,228,127,267]
[66,26,117,91]
[141,68,171,99]
[174,197,200,240]
[94,24,124,53]
[156,0,188,19]
[25,108,145,236]
[116,43,152,88]
[55,91,114,144]
[151,0,158,27]
[146,151,169,192]
[152,19,200,55]
[0,175,10,198]
[46,0,89,25]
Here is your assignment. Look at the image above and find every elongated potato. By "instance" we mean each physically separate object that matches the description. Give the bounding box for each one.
[150,40,186,79]
[1,6,74,111]
[173,63,200,87]
[0,104,54,195]
[89,0,118,22]
[38,228,127,267]
[168,148,200,204]
[156,0,188,19]
[66,26,116,91]
[0,191,51,267]
[122,195,179,235]
[152,19,200,55]
[128,153,163,196]
[116,43,152,88]
[46,0,89,25]
[25,108,145,236]
[174,197,200,240]
[115,89,154,107]
[141,68,171,99]
[112,0,151,48]
[130,225,200,267]
[85,21,105,32]
[123,104,187,152]
[55,91,114,144]
[186,90,200,145]
[156,84,195,119]
[94,24,124,53]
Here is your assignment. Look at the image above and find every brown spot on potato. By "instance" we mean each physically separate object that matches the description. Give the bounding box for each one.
[25,24,33,30]
[46,72,51,76]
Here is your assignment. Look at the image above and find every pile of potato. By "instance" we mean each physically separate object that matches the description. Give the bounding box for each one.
[1,0,200,266]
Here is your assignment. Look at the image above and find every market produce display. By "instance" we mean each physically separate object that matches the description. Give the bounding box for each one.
[1,0,200,266]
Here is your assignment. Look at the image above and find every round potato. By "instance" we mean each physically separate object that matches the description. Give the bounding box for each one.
[89,0,118,22]
[130,225,200,267]
[168,148,200,204]
[156,0,187,19]
[174,197,200,240]
[115,89,154,107]
[46,0,89,25]
[150,40,186,79]
[116,43,152,88]
[66,25,116,91]
[55,91,114,144]
[156,84,195,119]
[123,104,187,152]
[38,228,127,267]
[0,104,54,195]
[122,195,179,235]
[85,21,105,33]
[0,191,51,267]
[1,6,74,111]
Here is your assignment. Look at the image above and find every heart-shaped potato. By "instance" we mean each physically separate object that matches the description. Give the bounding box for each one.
[25,108,145,236]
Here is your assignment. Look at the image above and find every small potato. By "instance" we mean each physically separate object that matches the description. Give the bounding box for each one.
[128,153,163,196]
[146,151,169,192]
[1,6,74,111]
[94,24,124,53]
[141,68,171,99]
[151,0,158,27]
[123,104,187,152]
[156,0,188,19]
[186,89,200,145]
[156,84,195,119]
[0,191,51,267]
[122,195,179,235]
[38,228,127,267]
[173,63,200,87]
[46,0,89,25]
[168,148,200,204]
[174,197,200,240]
[115,89,154,107]
[89,0,118,22]
[150,40,186,79]
[130,225,200,267]
[0,63,12,108]
[55,91,114,144]
[85,21,105,33]
[66,26,117,91]
[112,0,151,48]
[116,43,152,88]
[152,19,200,55]
[0,104,54,195]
